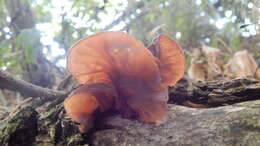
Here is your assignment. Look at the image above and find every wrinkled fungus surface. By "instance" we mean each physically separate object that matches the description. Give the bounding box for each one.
[64,31,185,132]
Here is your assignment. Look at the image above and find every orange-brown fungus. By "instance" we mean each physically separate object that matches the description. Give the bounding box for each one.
[65,31,185,132]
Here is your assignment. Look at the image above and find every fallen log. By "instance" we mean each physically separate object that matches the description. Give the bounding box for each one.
[169,78,260,106]
[0,76,260,146]
[91,101,260,146]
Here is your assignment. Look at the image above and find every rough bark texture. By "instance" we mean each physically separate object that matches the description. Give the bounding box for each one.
[91,101,260,146]
[0,107,38,146]
[169,78,260,106]
[0,78,260,146]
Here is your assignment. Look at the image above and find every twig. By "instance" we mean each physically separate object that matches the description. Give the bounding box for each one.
[0,106,9,111]
[119,10,149,31]
[103,1,144,31]
[11,97,33,114]
[217,37,234,55]
[0,70,67,100]
[56,75,73,90]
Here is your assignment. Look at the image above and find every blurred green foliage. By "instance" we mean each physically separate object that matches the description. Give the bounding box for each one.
[16,28,41,64]
[0,0,259,76]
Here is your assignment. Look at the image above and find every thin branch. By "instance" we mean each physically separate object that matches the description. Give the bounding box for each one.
[0,70,67,100]
[103,12,127,30]
[217,37,234,55]
[103,1,144,31]
[119,9,149,31]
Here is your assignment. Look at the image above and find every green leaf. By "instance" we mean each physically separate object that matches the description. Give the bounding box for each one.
[16,28,41,64]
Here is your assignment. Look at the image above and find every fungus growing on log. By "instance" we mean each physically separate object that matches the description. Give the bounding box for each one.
[64,31,185,133]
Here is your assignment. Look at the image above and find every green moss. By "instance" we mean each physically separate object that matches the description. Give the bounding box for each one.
[0,107,38,146]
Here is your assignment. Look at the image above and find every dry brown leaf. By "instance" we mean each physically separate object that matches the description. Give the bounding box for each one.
[224,50,260,80]
[188,45,224,81]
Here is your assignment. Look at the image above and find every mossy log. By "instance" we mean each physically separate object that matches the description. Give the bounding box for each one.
[0,78,260,146]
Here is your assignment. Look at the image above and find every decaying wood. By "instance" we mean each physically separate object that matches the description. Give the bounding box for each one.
[0,106,38,146]
[1,100,260,146]
[0,74,260,145]
[169,78,260,107]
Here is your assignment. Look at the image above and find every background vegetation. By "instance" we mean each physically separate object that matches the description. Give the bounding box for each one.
[0,0,259,107]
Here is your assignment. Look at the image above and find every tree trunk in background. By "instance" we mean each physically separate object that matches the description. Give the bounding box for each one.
[5,0,53,88]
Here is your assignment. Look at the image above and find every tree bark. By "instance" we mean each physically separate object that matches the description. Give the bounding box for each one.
[0,77,260,146]
[91,101,260,146]
[169,78,260,106]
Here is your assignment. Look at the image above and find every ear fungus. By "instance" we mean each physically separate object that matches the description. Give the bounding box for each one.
[147,34,185,86]
[126,87,169,123]
[64,87,100,133]
[66,38,113,85]
[66,31,152,85]
[64,83,116,132]
[65,32,185,132]
[65,32,117,132]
